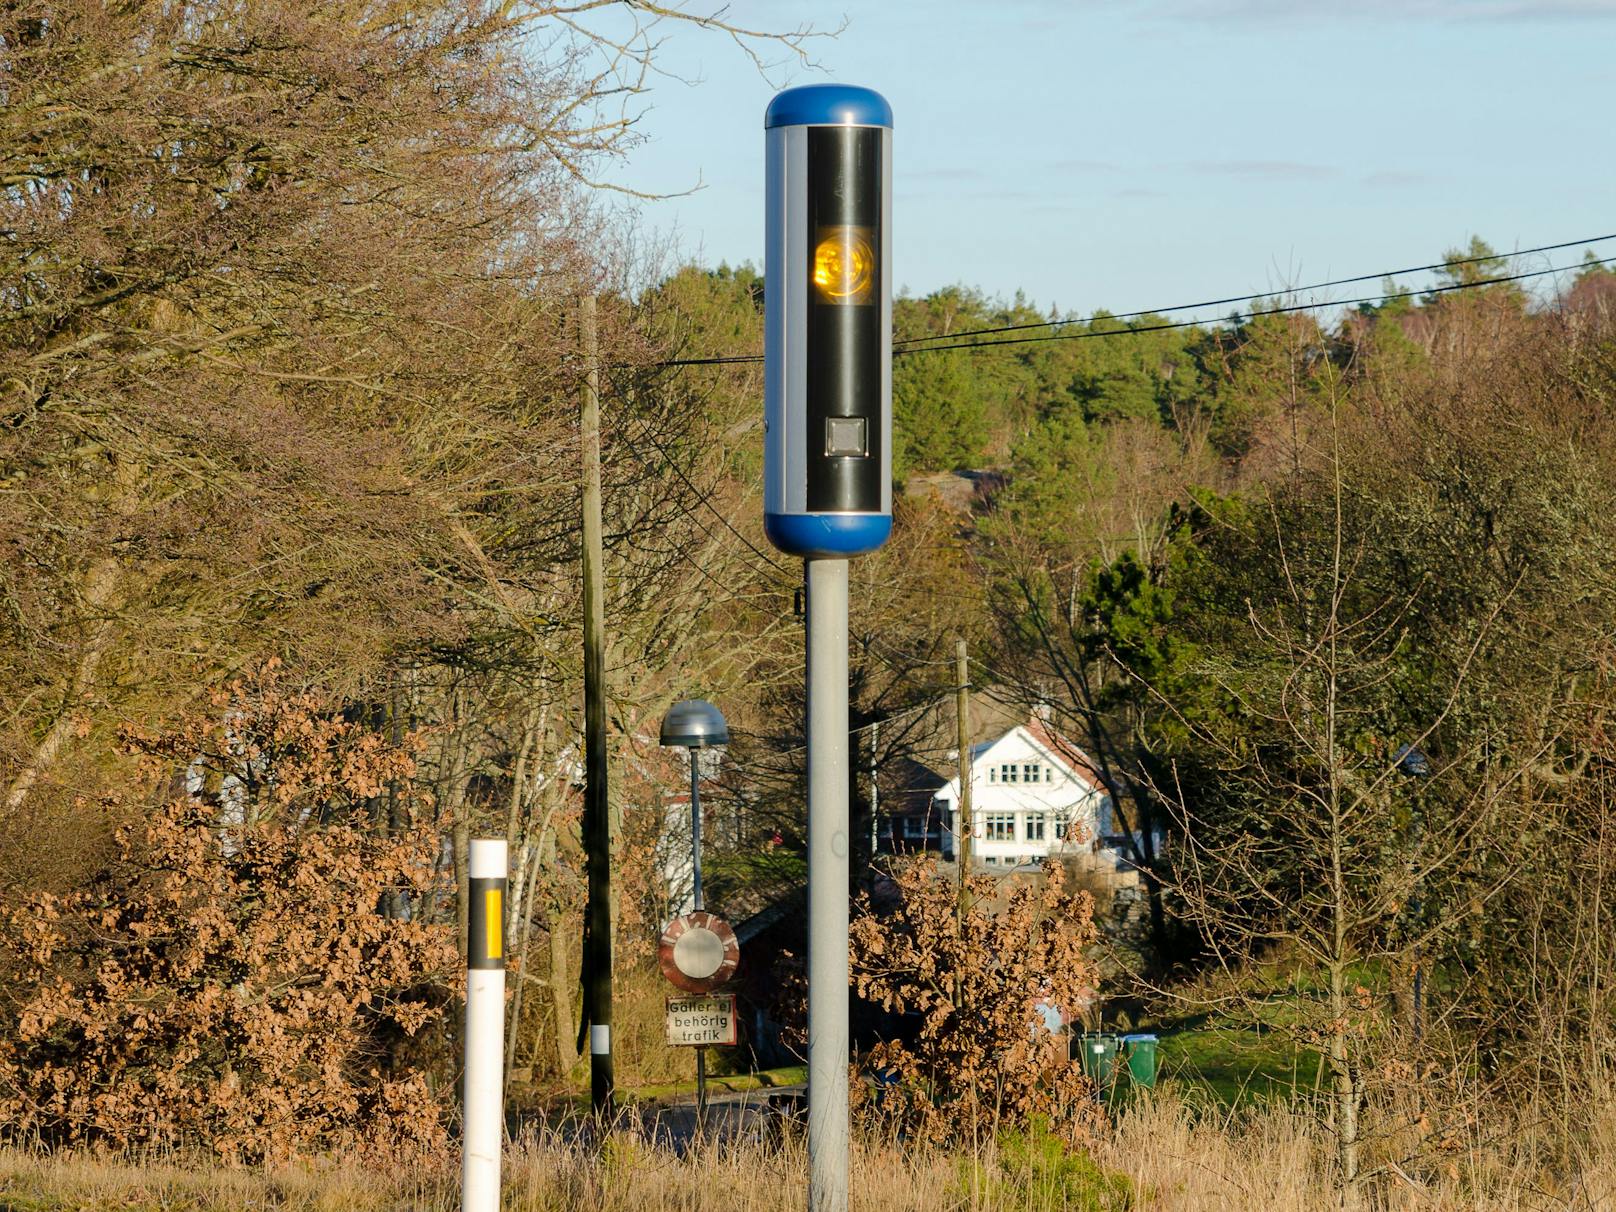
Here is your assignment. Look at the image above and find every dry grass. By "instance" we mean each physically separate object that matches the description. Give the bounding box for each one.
[2,1087,1612,1211]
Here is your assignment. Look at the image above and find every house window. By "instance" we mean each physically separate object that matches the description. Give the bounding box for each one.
[1054,818,1069,841]
[1023,762,1041,784]
[902,817,925,839]
[1000,763,1018,784]
[988,767,997,783]
[1026,814,1046,842]
[986,813,1015,841]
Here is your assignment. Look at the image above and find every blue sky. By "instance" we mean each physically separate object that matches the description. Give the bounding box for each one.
[595,1,1615,316]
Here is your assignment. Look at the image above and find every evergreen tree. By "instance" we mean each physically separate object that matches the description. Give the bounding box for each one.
[893,347,990,474]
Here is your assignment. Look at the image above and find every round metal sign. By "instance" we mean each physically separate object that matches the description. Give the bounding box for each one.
[658,911,740,994]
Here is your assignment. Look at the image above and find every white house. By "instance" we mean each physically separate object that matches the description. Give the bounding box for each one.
[932,717,1126,871]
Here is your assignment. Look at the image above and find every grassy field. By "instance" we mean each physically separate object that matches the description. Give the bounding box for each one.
[4,969,1606,1212]
[3,1085,1612,1212]
[1155,1024,1321,1105]
[1136,958,1388,1107]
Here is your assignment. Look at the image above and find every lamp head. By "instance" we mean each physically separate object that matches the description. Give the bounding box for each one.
[660,699,730,749]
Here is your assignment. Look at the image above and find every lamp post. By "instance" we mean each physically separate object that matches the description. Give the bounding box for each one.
[1395,743,1433,1041]
[661,698,729,1121]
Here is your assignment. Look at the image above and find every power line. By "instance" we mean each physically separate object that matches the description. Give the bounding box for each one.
[750,693,952,759]
[608,391,792,576]
[613,243,1615,593]
[647,352,764,367]
[639,234,1615,370]
[861,637,958,671]
[892,231,1616,350]
[898,254,1616,357]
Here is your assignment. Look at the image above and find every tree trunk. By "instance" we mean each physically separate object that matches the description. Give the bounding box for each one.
[1127,783,1170,952]
[3,556,120,815]
[384,692,409,918]
[548,907,580,1079]
[436,684,473,954]
[506,772,556,1083]
[1329,962,1361,1199]
[452,817,471,957]
[504,834,541,1083]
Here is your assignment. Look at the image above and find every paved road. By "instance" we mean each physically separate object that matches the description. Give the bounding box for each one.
[636,1085,805,1154]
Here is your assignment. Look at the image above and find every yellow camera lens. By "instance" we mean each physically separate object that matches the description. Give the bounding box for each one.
[812,227,875,304]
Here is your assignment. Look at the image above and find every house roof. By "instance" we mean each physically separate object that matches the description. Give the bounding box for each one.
[938,716,1106,799]
[881,753,950,818]
[1024,717,1105,786]
[878,699,1108,816]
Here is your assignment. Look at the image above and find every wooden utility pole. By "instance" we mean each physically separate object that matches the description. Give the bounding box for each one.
[579,293,614,1115]
[954,638,972,924]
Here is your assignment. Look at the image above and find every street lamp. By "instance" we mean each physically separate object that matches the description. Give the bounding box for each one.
[661,699,730,914]
[660,699,729,1122]
[1395,743,1433,1041]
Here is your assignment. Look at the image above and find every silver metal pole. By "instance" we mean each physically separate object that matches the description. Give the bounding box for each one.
[690,749,707,1124]
[806,557,849,1212]
[690,752,704,912]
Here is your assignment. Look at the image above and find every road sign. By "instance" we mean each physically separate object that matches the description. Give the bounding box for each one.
[666,993,738,1047]
[658,910,740,994]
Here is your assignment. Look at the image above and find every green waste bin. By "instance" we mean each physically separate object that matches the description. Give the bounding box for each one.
[1120,1033,1158,1088]
[1072,1033,1120,1086]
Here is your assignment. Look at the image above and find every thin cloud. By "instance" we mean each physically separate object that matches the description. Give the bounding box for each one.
[965,189,1041,203]
[900,187,1040,205]
[909,167,989,184]
[1189,159,1333,181]
[1363,170,1430,188]
[1050,159,1120,173]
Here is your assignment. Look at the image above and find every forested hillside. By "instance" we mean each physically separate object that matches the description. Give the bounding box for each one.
[558,252,1616,1187]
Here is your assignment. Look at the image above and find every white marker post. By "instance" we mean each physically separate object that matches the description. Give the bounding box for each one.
[463,839,507,1212]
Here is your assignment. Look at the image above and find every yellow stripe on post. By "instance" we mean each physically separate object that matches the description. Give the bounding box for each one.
[486,887,502,960]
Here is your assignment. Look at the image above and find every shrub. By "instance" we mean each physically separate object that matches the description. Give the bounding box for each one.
[958,1116,1135,1212]
[0,669,457,1161]
[850,857,1101,1145]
